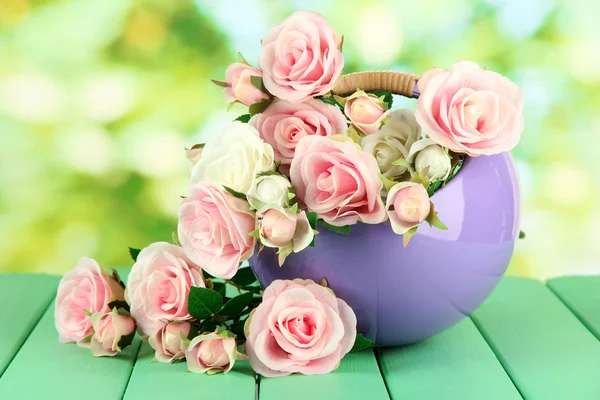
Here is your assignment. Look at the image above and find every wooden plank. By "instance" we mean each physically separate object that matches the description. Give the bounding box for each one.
[471,277,600,400]
[547,275,600,340]
[0,274,59,377]
[123,342,255,400]
[259,350,389,400]
[0,304,141,400]
[378,317,522,400]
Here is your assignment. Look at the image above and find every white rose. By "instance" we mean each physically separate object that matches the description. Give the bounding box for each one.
[360,109,421,180]
[190,122,275,193]
[407,138,452,181]
[247,174,292,213]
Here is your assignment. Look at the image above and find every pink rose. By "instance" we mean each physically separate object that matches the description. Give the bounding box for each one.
[221,63,270,106]
[125,242,204,338]
[186,330,247,374]
[344,91,389,135]
[258,208,314,265]
[249,98,347,170]
[148,322,191,363]
[290,136,386,226]
[245,279,357,377]
[415,61,524,156]
[90,308,136,357]
[55,257,125,346]
[259,11,344,102]
[386,182,430,234]
[178,182,256,279]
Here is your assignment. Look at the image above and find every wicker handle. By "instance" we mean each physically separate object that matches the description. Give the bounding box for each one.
[332,71,421,98]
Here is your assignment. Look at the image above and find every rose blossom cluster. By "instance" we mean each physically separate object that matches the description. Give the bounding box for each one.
[55,258,136,357]
[55,9,525,379]
[56,250,358,377]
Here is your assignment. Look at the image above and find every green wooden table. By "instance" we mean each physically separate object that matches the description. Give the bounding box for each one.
[1,269,599,400]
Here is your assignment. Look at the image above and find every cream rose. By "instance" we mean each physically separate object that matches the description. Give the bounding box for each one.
[361,109,422,180]
[407,139,452,181]
[246,174,292,213]
[190,122,275,194]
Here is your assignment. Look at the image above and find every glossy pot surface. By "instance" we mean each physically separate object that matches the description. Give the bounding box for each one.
[250,153,520,346]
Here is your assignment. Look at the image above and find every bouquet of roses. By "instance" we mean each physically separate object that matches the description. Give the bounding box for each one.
[55,10,523,378]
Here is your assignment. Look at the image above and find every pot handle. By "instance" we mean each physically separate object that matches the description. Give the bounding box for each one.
[332,71,421,99]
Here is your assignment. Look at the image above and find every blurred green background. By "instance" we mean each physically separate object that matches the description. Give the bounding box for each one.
[1,0,598,279]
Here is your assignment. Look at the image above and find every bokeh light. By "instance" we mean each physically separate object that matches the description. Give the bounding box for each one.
[1,0,599,280]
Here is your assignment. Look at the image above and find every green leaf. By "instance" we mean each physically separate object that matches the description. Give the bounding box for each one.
[319,95,344,110]
[230,267,258,287]
[212,282,226,297]
[410,168,431,190]
[235,114,251,123]
[129,247,141,262]
[248,229,260,239]
[425,201,448,230]
[249,98,273,116]
[378,173,396,192]
[211,79,229,88]
[443,154,465,186]
[307,212,318,230]
[391,158,412,169]
[351,334,374,352]
[289,203,298,213]
[238,52,250,66]
[317,220,351,235]
[427,180,443,197]
[80,334,93,344]
[250,75,269,95]
[200,319,218,334]
[223,186,247,200]
[117,330,136,351]
[229,318,247,341]
[107,300,129,311]
[370,90,393,110]
[519,230,526,239]
[187,287,223,320]
[403,226,418,247]
[220,292,254,316]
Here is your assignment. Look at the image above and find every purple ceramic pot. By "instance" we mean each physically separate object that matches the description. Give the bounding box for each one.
[250,152,520,346]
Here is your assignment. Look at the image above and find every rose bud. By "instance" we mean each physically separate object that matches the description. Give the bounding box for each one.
[148,322,191,363]
[407,138,452,181]
[185,330,247,375]
[386,182,430,235]
[89,308,136,357]
[185,144,204,170]
[247,174,292,214]
[344,90,389,135]
[258,208,315,265]
[221,63,270,107]
[55,257,125,347]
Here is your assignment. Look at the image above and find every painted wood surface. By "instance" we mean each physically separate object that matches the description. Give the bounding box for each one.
[547,275,600,339]
[378,317,522,400]
[471,278,600,400]
[0,274,60,377]
[0,273,599,400]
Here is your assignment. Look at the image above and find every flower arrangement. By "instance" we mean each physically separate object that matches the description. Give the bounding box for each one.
[55,10,524,377]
